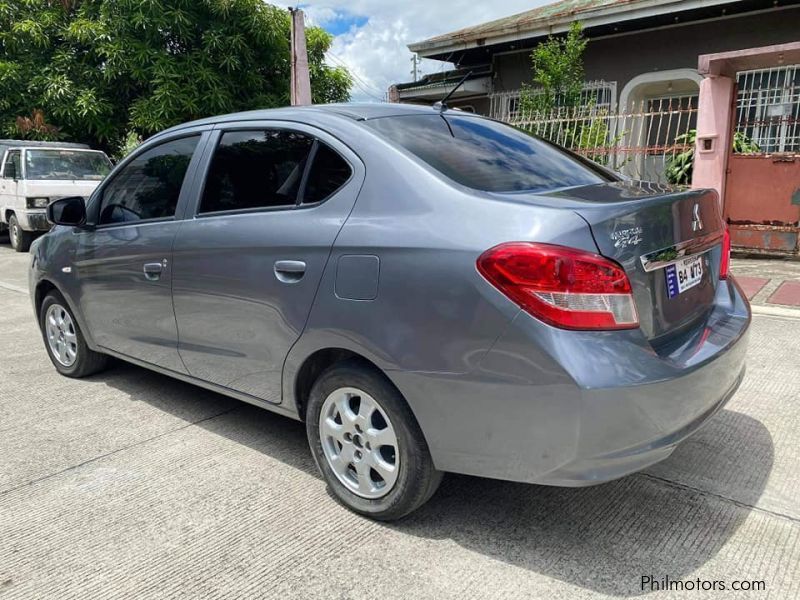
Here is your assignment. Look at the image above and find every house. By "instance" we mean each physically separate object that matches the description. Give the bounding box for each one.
[397,0,800,119]
[394,0,800,255]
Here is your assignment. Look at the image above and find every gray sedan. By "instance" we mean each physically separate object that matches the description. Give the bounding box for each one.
[29,103,750,520]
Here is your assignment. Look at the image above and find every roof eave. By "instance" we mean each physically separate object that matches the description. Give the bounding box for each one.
[408,0,742,58]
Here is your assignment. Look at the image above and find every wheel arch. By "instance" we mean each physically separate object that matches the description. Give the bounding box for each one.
[34,278,58,319]
[289,346,421,430]
[291,347,377,420]
[33,278,97,349]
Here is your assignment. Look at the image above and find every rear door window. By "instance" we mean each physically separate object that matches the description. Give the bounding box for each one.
[301,143,352,204]
[364,114,614,193]
[199,130,314,213]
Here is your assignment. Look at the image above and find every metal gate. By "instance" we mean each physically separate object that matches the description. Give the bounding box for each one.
[498,95,697,183]
[725,66,800,254]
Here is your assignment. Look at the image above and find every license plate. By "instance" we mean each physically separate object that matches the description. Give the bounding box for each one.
[665,255,703,298]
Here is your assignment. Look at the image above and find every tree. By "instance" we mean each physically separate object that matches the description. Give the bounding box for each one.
[0,0,352,154]
[518,21,587,114]
[514,22,618,165]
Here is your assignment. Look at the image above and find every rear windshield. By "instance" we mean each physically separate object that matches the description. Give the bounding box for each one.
[364,114,613,193]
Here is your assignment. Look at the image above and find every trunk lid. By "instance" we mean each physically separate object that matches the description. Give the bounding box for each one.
[541,181,725,340]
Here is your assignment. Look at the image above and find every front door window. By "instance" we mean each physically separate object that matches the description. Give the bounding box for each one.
[3,150,21,179]
[97,136,199,225]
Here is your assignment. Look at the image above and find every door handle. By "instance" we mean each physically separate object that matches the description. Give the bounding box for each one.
[274,260,306,284]
[143,262,164,281]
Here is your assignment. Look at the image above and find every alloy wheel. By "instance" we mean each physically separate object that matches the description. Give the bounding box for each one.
[45,304,78,367]
[319,387,400,499]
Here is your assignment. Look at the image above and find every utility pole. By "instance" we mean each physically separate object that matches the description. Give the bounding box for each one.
[410,54,421,82]
[289,7,312,106]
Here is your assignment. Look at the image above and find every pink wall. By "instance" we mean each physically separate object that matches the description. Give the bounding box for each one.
[693,42,800,203]
[691,75,734,204]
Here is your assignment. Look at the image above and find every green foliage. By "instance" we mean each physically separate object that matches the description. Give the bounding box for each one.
[665,130,761,185]
[515,22,620,165]
[732,131,761,154]
[518,22,587,114]
[664,130,696,185]
[563,110,622,165]
[115,130,142,161]
[0,0,352,152]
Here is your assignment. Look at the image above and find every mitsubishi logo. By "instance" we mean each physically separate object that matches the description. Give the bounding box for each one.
[692,204,704,232]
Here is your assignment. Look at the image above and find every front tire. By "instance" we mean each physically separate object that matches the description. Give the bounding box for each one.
[306,360,442,521]
[39,291,108,378]
[8,214,33,253]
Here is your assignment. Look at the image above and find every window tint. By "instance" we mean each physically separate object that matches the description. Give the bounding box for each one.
[98,136,199,225]
[364,114,613,193]
[302,143,352,204]
[200,130,314,213]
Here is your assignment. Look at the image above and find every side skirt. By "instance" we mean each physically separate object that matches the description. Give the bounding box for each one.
[98,346,303,422]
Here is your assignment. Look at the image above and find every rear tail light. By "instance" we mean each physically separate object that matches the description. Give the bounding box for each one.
[720,224,731,280]
[477,242,639,330]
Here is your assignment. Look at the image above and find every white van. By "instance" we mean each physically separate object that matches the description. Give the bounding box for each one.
[0,141,112,251]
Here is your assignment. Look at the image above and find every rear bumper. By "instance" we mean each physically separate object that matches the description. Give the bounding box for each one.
[391,277,751,485]
[539,364,744,486]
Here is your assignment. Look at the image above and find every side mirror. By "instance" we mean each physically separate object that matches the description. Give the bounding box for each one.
[4,162,16,179]
[47,196,87,227]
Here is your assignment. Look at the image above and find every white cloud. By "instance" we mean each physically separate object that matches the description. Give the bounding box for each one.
[272,1,552,102]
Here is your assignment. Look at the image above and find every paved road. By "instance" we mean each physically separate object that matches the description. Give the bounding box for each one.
[1,242,799,599]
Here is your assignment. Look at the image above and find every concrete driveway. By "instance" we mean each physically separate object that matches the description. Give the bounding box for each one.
[1,242,799,599]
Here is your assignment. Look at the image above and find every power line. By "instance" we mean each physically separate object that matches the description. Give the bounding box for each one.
[325,52,386,101]
[325,52,373,89]
[326,52,386,97]
[438,50,457,75]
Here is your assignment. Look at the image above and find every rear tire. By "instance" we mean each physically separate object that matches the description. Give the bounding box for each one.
[306,360,442,521]
[39,291,108,378]
[9,214,33,253]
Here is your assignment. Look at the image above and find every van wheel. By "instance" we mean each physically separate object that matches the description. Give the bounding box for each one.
[39,291,108,378]
[306,360,443,521]
[9,214,33,252]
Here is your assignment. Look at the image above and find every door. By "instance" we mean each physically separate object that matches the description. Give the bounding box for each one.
[725,65,800,253]
[172,125,362,402]
[0,150,21,220]
[73,133,206,372]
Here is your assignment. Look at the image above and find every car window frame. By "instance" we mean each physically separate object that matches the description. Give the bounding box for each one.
[187,121,357,220]
[85,128,213,230]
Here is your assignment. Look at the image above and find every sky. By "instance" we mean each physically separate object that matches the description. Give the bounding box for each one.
[271,1,551,102]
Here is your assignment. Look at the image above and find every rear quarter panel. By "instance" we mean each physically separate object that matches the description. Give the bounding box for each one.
[282,123,599,409]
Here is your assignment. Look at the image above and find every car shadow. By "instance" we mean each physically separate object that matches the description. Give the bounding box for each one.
[96,361,773,597]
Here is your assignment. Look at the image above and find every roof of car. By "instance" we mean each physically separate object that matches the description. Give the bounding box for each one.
[0,140,91,150]
[313,103,446,120]
[158,103,471,136]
